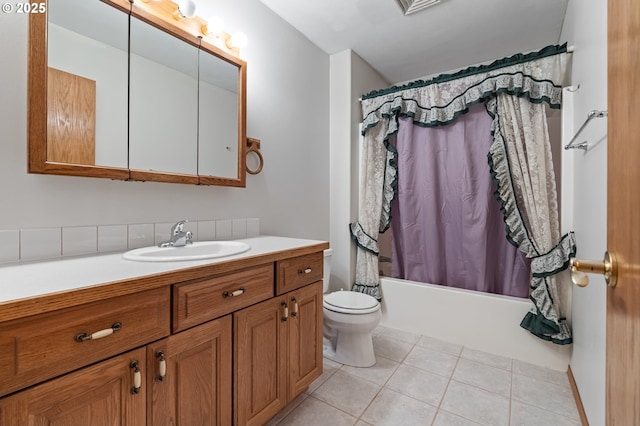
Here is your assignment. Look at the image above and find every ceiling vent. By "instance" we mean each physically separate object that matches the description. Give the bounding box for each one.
[396,0,442,15]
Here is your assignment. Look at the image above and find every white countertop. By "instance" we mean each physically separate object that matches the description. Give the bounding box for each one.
[0,236,327,304]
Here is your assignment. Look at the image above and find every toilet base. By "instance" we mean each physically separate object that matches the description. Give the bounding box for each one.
[322,331,376,367]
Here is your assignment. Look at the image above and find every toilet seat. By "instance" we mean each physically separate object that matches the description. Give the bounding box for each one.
[323,291,380,314]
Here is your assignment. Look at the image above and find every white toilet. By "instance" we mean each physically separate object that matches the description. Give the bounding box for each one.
[322,249,381,367]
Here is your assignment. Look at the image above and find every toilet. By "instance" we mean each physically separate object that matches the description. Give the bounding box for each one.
[322,249,381,367]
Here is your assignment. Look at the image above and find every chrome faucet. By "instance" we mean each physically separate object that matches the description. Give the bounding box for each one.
[158,220,193,247]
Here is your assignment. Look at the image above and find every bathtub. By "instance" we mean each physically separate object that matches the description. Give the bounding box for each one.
[378,277,571,371]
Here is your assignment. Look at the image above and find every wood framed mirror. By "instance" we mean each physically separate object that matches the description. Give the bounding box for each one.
[28,0,247,187]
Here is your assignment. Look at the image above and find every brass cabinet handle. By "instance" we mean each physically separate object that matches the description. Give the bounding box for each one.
[291,297,298,317]
[223,287,245,298]
[130,360,142,395]
[156,351,166,382]
[570,251,618,287]
[75,322,122,342]
[281,301,289,322]
[298,267,312,274]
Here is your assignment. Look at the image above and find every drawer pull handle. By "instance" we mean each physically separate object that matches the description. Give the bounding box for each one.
[156,351,167,382]
[298,267,312,274]
[223,287,245,298]
[291,297,298,317]
[75,322,122,342]
[281,301,289,322]
[130,360,142,395]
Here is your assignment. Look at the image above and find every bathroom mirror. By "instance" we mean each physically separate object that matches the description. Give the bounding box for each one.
[28,0,247,186]
[129,14,199,181]
[198,41,243,182]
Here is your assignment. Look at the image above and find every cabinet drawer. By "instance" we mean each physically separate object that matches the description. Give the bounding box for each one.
[276,252,323,295]
[0,287,170,398]
[173,264,274,333]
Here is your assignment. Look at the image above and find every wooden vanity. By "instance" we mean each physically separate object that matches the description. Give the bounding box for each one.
[0,236,328,425]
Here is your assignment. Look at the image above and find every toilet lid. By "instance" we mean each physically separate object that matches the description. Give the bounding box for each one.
[323,291,380,314]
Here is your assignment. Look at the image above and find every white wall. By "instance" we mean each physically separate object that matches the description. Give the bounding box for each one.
[560,0,608,424]
[329,50,387,292]
[0,0,329,241]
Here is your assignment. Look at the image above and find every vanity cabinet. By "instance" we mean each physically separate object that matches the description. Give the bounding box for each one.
[0,286,171,398]
[0,347,147,425]
[234,281,323,426]
[147,316,232,426]
[0,242,327,426]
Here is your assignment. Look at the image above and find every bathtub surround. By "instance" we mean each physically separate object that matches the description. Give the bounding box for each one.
[351,44,577,344]
[378,277,572,371]
[0,218,259,264]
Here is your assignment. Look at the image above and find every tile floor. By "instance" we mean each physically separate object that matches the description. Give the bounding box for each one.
[267,326,581,426]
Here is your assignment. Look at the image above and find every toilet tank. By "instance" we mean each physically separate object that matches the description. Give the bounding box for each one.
[323,249,333,293]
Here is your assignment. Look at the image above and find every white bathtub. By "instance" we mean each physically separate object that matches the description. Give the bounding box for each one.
[378,277,571,371]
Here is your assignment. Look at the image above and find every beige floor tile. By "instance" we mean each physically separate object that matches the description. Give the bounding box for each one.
[512,374,580,420]
[385,364,449,406]
[433,410,483,426]
[373,334,414,362]
[276,396,358,426]
[403,345,459,378]
[265,393,309,426]
[441,381,510,426]
[360,388,437,426]
[416,335,463,356]
[312,370,382,417]
[340,356,400,385]
[307,365,338,394]
[512,360,571,387]
[452,358,512,397]
[460,347,513,371]
[510,400,582,426]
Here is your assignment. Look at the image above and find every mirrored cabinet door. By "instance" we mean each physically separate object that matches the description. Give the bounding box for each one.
[129,16,199,178]
[46,0,128,169]
[198,48,241,179]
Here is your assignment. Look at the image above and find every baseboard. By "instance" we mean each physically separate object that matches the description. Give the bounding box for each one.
[567,365,590,426]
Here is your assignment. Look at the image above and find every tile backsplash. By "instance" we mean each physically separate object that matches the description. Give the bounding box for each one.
[0,218,260,264]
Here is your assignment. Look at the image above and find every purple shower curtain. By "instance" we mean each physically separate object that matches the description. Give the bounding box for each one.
[390,103,531,298]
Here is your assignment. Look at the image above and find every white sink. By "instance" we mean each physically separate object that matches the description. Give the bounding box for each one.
[122,241,251,262]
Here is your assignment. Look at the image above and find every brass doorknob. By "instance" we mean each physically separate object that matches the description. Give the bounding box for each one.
[570,251,618,288]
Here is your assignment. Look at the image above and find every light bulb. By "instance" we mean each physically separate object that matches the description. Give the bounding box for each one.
[228,32,248,49]
[176,0,197,18]
[202,16,225,36]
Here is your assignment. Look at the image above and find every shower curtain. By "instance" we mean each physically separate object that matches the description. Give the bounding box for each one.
[350,44,576,344]
[390,105,531,298]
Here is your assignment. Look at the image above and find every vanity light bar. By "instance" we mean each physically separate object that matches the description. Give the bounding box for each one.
[136,0,247,55]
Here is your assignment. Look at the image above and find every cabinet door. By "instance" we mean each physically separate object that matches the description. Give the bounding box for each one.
[147,316,232,426]
[234,296,288,426]
[0,348,146,426]
[288,281,323,398]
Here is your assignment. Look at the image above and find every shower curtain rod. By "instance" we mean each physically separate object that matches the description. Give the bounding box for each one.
[358,45,575,102]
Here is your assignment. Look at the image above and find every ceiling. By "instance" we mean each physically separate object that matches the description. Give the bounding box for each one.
[256,0,569,84]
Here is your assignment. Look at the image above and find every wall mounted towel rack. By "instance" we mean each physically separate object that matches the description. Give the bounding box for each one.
[564,110,608,151]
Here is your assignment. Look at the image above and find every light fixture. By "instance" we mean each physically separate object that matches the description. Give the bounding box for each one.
[227,32,248,50]
[202,16,225,36]
[173,0,197,20]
